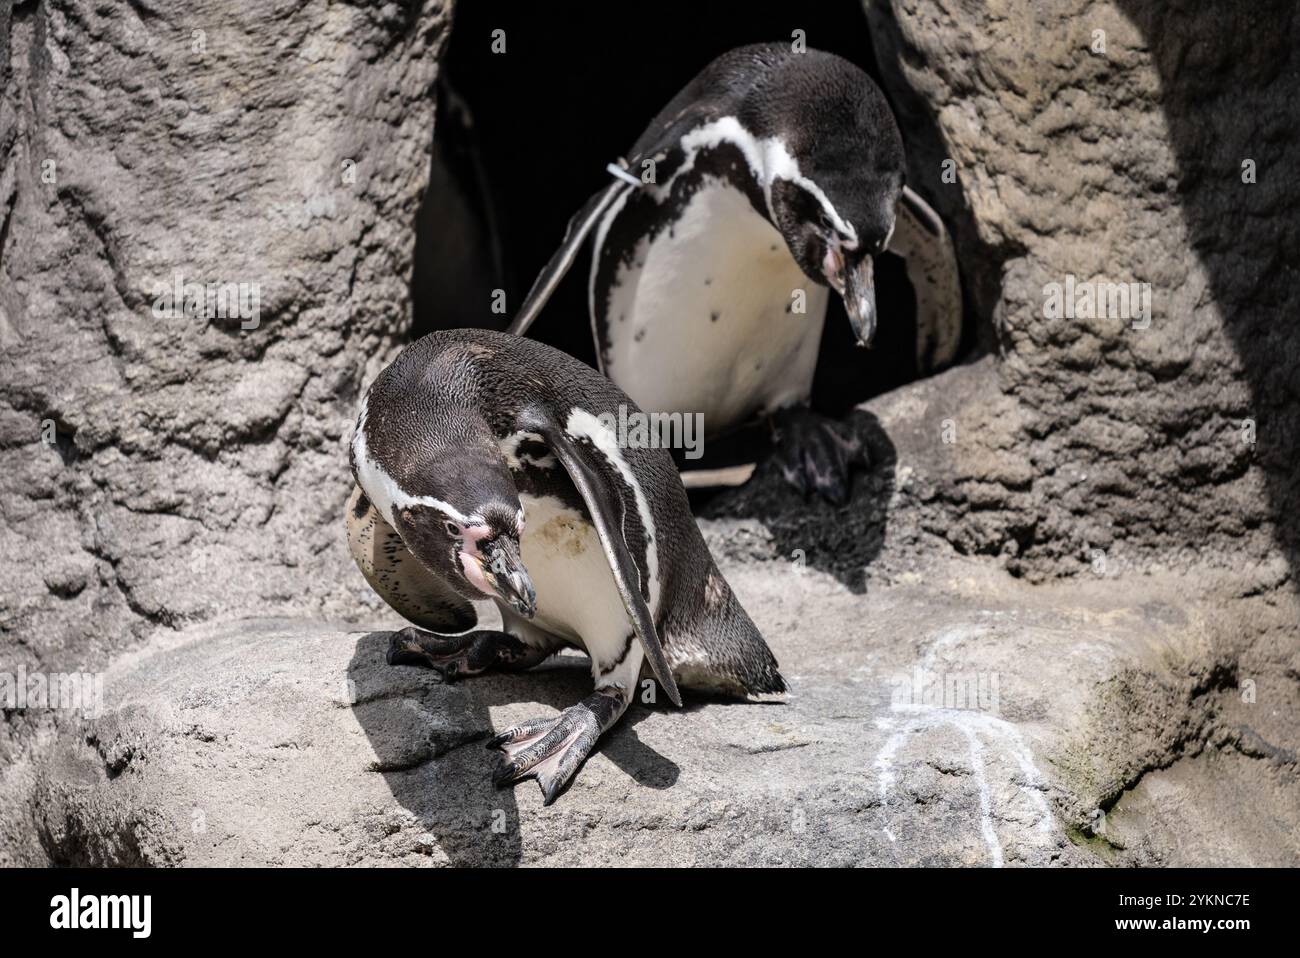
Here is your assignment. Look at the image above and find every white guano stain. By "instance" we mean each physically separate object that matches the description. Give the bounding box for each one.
[873,626,1054,867]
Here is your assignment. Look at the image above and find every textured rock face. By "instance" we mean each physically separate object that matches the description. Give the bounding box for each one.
[0,0,451,672]
[861,0,1300,580]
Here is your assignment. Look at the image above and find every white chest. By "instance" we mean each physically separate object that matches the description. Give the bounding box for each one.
[515,493,632,663]
[594,180,829,433]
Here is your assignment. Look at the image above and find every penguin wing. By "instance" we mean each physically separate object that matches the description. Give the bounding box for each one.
[507,179,630,338]
[508,105,717,338]
[517,408,683,707]
[892,185,963,372]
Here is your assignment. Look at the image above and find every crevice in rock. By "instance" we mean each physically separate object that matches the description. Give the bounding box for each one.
[1218,724,1298,770]
[1089,663,1243,819]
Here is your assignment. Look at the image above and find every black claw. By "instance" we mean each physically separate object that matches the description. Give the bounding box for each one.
[492,761,520,788]
[386,635,428,668]
[540,780,565,806]
[485,697,622,804]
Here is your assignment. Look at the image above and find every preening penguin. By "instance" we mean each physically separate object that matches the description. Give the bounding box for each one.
[508,42,961,502]
[347,329,783,804]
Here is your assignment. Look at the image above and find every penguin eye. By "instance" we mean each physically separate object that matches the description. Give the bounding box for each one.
[444,521,461,538]
[818,211,837,235]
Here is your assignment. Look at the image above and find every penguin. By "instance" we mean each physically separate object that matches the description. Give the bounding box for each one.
[347,328,783,804]
[508,42,961,503]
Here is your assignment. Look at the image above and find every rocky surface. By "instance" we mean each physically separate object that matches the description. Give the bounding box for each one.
[0,0,452,865]
[17,483,1300,866]
[863,0,1300,580]
[0,0,451,672]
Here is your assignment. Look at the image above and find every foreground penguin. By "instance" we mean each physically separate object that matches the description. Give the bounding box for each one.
[347,329,783,804]
[509,42,961,502]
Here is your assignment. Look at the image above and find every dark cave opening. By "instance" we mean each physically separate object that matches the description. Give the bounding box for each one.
[411,0,977,437]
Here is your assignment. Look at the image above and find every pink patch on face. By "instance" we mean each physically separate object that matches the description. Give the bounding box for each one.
[459,523,492,554]
[822,245,845,291]
[457,523,494,595]
[459,551,493,594]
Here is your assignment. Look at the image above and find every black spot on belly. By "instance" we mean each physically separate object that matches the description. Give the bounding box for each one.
[634,328,646,342]
[704,277,712,286]
[710,311,720,323]
[352,491,371,520]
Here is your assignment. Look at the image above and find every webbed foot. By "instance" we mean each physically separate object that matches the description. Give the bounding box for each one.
[488,688,629,805]
[386,627,548,681]
[770,406,867,505]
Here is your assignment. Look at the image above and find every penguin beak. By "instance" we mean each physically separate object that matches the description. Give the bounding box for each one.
[480,536,537,619]
[842,255,876,348]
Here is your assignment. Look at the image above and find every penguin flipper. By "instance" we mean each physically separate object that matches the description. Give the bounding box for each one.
[509,100,717,340]
[518,409,683,708]
[891,185,963,373]
[507,180,630,338]
[346,485,478,633]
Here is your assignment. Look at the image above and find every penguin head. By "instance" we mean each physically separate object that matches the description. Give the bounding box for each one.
[359,427,538,618]
[758,51,906,347]
[391,489,537,620]
[353,344,539,618]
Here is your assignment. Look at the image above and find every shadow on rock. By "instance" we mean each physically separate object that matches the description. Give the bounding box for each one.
[699,409,898,594]
[594,704,681,791]
[1116,0,1300,585]
[347,631,678,863]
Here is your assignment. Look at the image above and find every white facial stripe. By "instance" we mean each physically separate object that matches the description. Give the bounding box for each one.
[564,408,660,616]
[351,396,482,528]
[661,116,857,246]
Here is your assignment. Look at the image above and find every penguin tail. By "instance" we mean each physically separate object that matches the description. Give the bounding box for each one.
[670,574,787,699]
[753,664,788,696]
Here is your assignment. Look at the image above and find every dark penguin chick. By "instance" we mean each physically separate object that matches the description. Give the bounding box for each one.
[347,329,784,805]
[509,42,961,504]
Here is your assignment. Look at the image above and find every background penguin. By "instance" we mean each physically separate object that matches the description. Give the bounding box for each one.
[508,42,961,503]
[347,328,783,804]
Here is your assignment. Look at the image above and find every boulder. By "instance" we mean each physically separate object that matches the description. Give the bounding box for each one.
[0,0,450,670]
[860,0,1300,579]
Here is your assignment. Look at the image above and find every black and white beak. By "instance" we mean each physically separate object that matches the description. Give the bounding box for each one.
[843,255,876,347]
[823,245,877,347]
[480,536,537,619]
